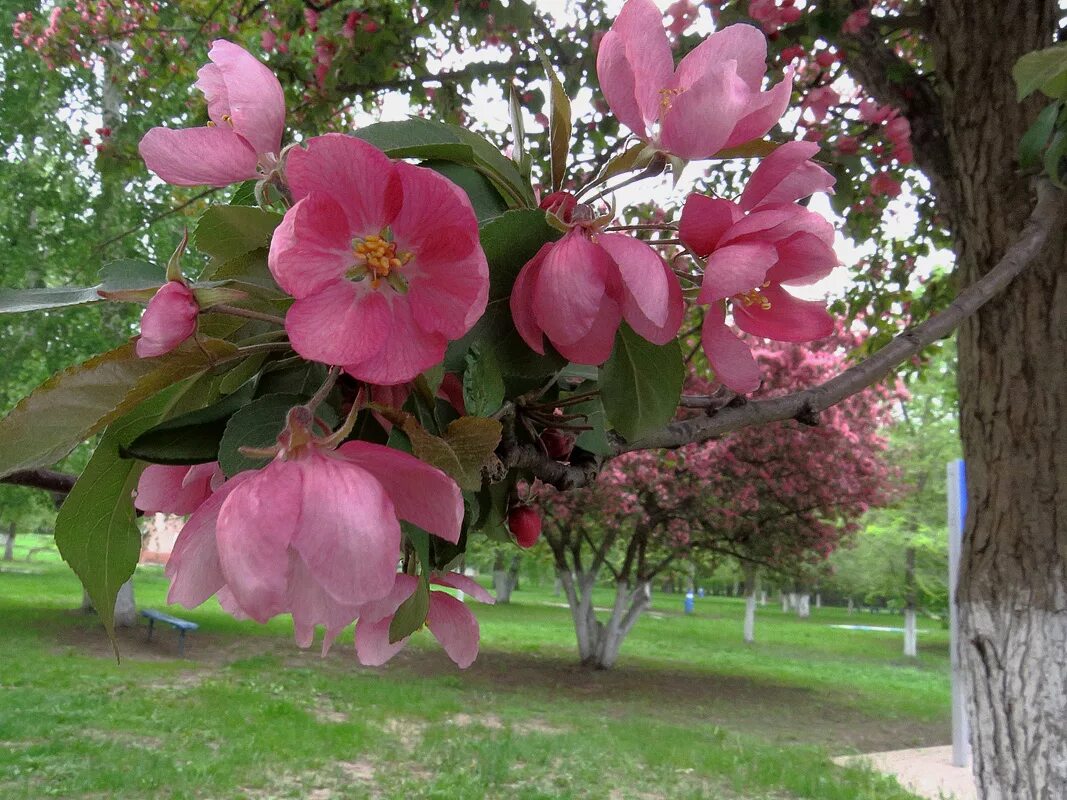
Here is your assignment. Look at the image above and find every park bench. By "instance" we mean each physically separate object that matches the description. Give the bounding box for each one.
[142,609,198,657]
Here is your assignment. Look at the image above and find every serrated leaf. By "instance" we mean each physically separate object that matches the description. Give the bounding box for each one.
[0,259,162,314]
[599,324,684,442]
[1014,44,1067,100]
[55,387,187,649]
[388,577,429,643]
[1019,102,1061,168]
[230,180,258,206]
[218,393,339,476]
[398,415,502,491]
[121,386,256,465]
[0,339,237,478]
[194,206,282,265]
[463,345,505,417]
[538,50,572,192]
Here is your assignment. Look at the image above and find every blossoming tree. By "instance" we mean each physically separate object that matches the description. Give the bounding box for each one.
[2,1,1066,796]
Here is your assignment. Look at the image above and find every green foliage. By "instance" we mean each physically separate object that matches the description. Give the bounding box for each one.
[389,576,430,643]
[218,394,337,477]
[599,324,685,442]
[1014,44,1067,101]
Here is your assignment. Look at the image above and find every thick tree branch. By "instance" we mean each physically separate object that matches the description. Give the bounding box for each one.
[1,469,76,495]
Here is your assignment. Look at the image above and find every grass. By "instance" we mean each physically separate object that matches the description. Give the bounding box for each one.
[0,535,949,799]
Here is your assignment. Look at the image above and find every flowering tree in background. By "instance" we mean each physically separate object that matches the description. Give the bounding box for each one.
[539,335,897,666]
[1,0,1065,795]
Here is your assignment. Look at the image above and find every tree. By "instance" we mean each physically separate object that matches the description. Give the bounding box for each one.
[539,337,897,667]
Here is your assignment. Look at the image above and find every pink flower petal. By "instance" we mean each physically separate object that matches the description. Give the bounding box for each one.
[599,233,683,345]
[135,463,211,515]
[341,296,447,385]
[165,472,254,608]
[215,462,303,622]
[268,193,353,299]
[354,615,408,666]
[390,161,480,262]
[287,552,362,653]
[675,23,768,91]
[285,281,391,367]
[336,442,464,544]
[288,454,402,607]
[509,244,551,355]
[701,304,761,393]
[204,40,285,157]
[679,194,743,256]
[551,295,622,365]
[359,574,418,624]
[697,243,777,304]
[531,230,614,347]
[285,134,402,234]
[426,591,481,669]
[595,31,648,139]
[431,573,496,605]
[722,67,794,150]
[136,281,199,358]
[661,61,750,160]
[739,141,835,212]
[618,0,674,125]
[732,284,834,342]
[717,207,798,246]
[767,233,838,285]
[138,126,258,188]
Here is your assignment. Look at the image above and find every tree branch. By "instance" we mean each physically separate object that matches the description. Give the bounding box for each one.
[1,469,76,495]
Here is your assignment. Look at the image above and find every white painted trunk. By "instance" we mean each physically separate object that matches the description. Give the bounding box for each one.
[847,598,855,615]
[558,570,650,669]
[904,608,918,657]
[780,592,789,613]
[797,594,811,619]
[2,526,13,562]
[744,593,757,643]
[759,590,767,606]
[114,580,136,627]
[787,592,798,611]
[815,593,822,609]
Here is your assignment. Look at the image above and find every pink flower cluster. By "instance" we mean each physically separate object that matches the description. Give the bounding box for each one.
[136,410,491,668]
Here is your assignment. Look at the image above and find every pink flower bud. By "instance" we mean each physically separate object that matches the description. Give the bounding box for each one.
[508,505,543,548]
[136,280,198,358]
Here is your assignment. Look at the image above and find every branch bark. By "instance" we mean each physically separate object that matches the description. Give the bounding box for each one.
[1,468,76,495]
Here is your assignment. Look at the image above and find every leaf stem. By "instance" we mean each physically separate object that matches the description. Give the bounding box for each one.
[211,304,287,326]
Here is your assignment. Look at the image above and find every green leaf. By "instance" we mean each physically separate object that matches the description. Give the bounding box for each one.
[423,160,508,222]
[230,180,258,206]
[218,393,338,476]
[391,414,502,491]
[0,259,162,314]
[462,345,505,417]
[537,50,572,192]
[1019,102,1061,168]
[388,577,429,643]
[121,386,256,465]
[509,85,531,180]
[194,206,282,265]
[568,394,612,456]
[1044,130,1067,188]
[0,339,237,479]
[599,323,684,442]
[1014,44,1067,100]
[55,388,184,648]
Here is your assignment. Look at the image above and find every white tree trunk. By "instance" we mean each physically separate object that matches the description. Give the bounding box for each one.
[2,523,14,561]
[780,592,789,613]
[787,592,798,611]
[815,593,822,609]
[904,608,918,657]
[797,594,811,619]
[759,590,767,606]
[114,580,136,627]
[742,564,759,644]
[558,569,649,669]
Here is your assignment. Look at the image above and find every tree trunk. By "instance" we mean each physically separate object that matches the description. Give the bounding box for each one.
[780,591,789,613]
[2,522,14,561]
[847,598,854,616]
[114,580,136,627]
[742,563,758,644]
[557,569,650,669]
[492,553,521,603]
[904,547,918,658]
[796,594,810,619]
[815,593,821,609]
[928,3,1067,796]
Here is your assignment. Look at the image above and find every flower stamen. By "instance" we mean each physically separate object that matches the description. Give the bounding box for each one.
[350,233,413,289]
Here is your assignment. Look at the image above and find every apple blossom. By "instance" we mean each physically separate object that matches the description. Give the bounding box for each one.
[134,462,223,516]
[355,572,496,669]
[268,134,489,385]
[596,0,793,160]
[135,280,199,358]
[139,40,285,187]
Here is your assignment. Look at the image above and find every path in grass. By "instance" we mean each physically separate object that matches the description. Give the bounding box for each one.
[0,553,948,799]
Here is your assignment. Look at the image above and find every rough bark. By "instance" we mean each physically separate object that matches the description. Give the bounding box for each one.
[742,563,759,644]
[928,2,1067,796]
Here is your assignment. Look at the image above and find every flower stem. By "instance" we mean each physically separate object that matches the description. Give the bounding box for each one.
[211,304,287,326]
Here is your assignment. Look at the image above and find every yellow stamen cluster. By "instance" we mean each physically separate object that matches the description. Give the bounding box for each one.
[659,87,682,111]
[735,282,773,311]
[353,234,411,288]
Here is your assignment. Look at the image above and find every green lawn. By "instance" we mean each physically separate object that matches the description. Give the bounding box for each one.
[0,538,949,799]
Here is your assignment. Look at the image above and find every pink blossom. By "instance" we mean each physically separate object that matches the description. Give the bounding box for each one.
[165,410,464,651]
[870,172,903,197]
[596,0,793,160]
[835,135,859,155]
[136,280,199,358]
[134,462,223,515]
[268,134,489,385]
[355,572,495,669]
[510,221,684,365]
[679,142,837,392]
[139,40,285,187]
[803,85,839,123]
[842,8,871,34]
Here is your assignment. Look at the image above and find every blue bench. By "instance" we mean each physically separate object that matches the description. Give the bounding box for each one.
[142,609,199,657]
